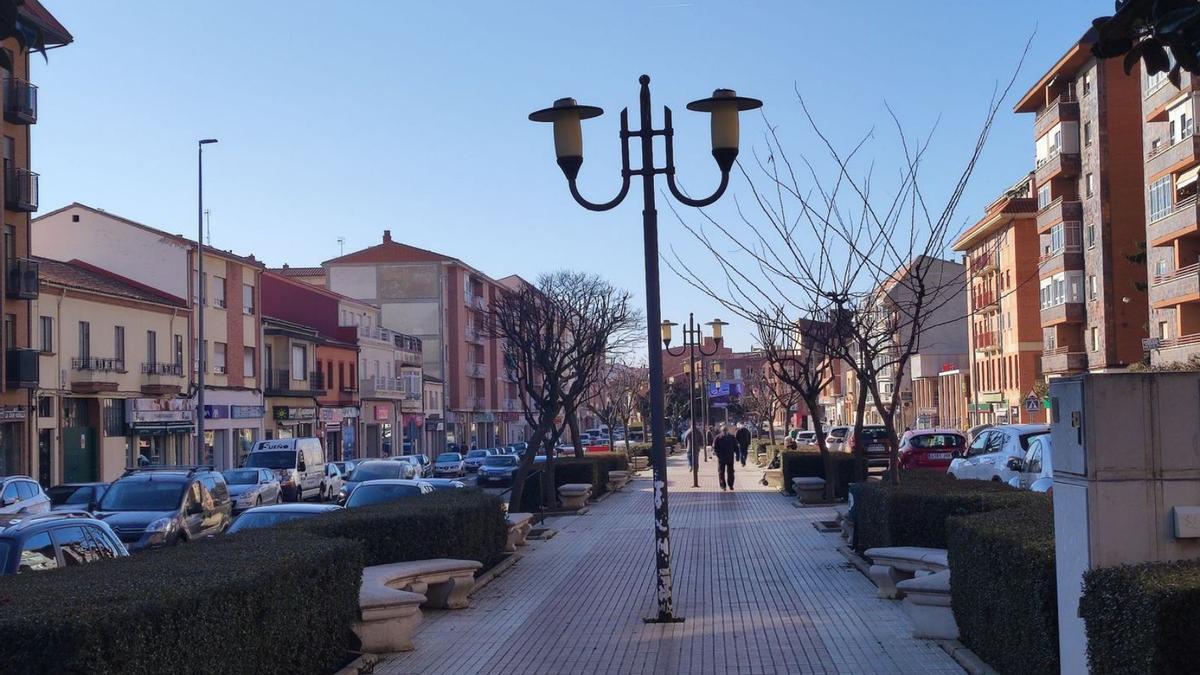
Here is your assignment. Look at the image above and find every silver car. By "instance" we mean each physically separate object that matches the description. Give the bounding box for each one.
[463,449,491,472]
[433,452,466,478]
[221,468,282,513]
[0,476,50,515]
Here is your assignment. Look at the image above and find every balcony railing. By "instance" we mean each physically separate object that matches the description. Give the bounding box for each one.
[141,362,184,376]
[6,348,36,388]
[1147,133,1200,180]
[972,288,999,313]
[465,326,484,344]
[1042,346,1087,374]
[467,362,487,378]
[1150,259,1200,308]
[1148,196,1200,246]
[71,357,124,372]
[265,368,323,394]
[1151,332,1200,352]
[1040,301,1085,325]
[1036,197,1083,233]
[3,78,36,125]
[1034,93,1079,139]
[5,257,37,299]
[1038,244,1083,277]
[4,166,37,212]
[360,374,407,399]
[1034,149,1081,186]
[969,251,999,276]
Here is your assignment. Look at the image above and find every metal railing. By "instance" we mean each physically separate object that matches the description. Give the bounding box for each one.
[467,362,487,378]
[3,77,36,124]
[6,257,37,299]
[4,166,37,212]
[142,362,184,376]
[71,357,124,372]
[265,368,324,392]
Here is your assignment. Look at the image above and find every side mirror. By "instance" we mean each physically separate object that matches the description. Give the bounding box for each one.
[1006,457,1025,471]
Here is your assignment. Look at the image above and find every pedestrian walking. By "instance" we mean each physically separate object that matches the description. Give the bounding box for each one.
[735,423,751,467]
[713,425,739,491]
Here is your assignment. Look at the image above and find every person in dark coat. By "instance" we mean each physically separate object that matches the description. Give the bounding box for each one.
[734,424,752,467]
[713,425,739,491]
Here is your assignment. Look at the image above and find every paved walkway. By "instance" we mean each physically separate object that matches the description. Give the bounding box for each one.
[375,454,962,675]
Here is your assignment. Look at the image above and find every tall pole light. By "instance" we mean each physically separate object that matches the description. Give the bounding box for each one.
[531,77,760,623]
[197,138,218,465]
[664,315,724,487]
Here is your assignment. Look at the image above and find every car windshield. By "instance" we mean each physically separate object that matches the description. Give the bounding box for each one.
[222,470,260,485]
[1019,433,1046,450]
[829,428,847,438]
[46,485,92,506]
[860,428,889,440]
[436,453,461,462]
[349,463,405,481]
[228,511,313,533]
[99,480,184,512]
[243,451,296,470]
[484,456,518,467]
[910,434,964,449]
[346,484,424,507]
[467,450,488,459]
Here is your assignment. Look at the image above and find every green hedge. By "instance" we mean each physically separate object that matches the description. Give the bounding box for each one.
[0,529,362,674]
[948,495,1058,675]
[853,473,1025,552]
[781,450,856,497]
[293,490,507,569]
[555,454,627,497]
[1081,559,1200,673]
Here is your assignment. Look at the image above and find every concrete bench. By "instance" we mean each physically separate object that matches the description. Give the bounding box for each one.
[370,558,483,609]
[864,547,949,599]
[505,512,534,552]
[607,470,630,492]
[630,456,649,472]
[792,477,826,503]
[897,569,957,640]
[558,483,592,509]
[354,572,426,653]
[762,468,783,490]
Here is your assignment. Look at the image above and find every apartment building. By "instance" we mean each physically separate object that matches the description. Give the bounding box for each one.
[260,318,322,442]
[953,178,1046,425]
[423,375,445,453]
[0,3,70,477]
[323,230,519,448]
[1142,58,1200,364]
[32,203,266,468]
[32,258,189,483]
[1015,36,1148,375]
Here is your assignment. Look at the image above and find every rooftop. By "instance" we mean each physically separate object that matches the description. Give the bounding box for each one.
[36,257,188,308]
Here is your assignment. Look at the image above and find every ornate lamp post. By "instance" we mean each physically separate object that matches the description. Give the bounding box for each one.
[663,315,725,488]
[530,76,760,623]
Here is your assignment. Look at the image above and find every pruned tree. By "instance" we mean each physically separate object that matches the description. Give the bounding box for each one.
[587,359,647,453]
[740,367,780,440]
[1091,0,1200,85]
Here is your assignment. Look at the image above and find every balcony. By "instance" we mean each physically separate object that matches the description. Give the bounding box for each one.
[968,250,999,277]
[141,362,184,396]
[1148,197,1200,246]
[1148,333,1200,365]
[472,295,486,311]
[465,326,485,344]
[1038,245,1083,277]
[1145,72,1193,123]
[1036,197,1083,234]
[6,348,37,388]
[974,330,1000,353]
[474,396,489,409]
[972,288,999,314]
[504,398,521,411]
[1040,301,1085,326]
[360,375,406,399]
[1034,149,1081,186]
[70,357,123,394]
[5,257,37,299]
[1033,94,1079,139]
[467,362,487,378]
[1042,347,1087,374]
[4,167,37,212]
[3,78,36,125]
[1150,260,1200,309]
[264,368,323,396]
[1147,133,1200,181]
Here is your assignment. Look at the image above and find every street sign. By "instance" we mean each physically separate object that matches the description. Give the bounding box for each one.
[1025,394,1040,413]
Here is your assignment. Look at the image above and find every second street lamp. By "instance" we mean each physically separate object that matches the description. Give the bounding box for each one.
[663,314,725,488]
[530,76,760,624]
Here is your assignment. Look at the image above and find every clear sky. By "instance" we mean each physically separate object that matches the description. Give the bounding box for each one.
[33,1,1107,351]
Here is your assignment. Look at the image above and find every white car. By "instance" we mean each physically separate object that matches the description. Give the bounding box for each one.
[321,462,345,502]
[824,426,850,452]
[0,476,50,515]
[796,431,817,447]
[1006,433,1054,493]
[948,424,1050,483]
[433,452,466,477]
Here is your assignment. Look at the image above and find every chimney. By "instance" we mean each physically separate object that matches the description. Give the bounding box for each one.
[282,263,289,269]
[383,230,392,243]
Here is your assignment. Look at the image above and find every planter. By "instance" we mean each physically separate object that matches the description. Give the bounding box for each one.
[792,477,826,504]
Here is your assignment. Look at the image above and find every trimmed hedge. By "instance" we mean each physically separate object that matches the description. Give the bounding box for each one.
[948,495,1058,675]
[1081,558,1200,673]
[853,473,1025,552]
[0,529,362,674]
[555,453,627,497]
[781,450,856,497]
[293,490,508,569]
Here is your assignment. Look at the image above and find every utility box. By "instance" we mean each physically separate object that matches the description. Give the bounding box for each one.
[1050,373,1200,673]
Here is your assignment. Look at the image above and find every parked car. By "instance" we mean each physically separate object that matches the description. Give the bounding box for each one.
[0,512,127,575]
[227,503,342,534]
[463,449,491,472]
[423,478,467,491]
[433,452,466,478]
[221,468,282,513]
[242,437,326,502]
[337,460,416,504]
[322,462,345,501]
[333,459,361,477]
[344,480,435,508]
[0,475,51,515]
[898,429,967,471]
[948,424,1051,483]
[847,425,892,466]
[824,426,850,452]
[94,466,232,552]
[477,454,520,486]
[795,431,817,447]
[46,482,109,512]
[1006,433,1054,493]
[399,454,433,477]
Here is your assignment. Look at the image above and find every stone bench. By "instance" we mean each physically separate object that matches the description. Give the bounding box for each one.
[505,512,534,552]
[792,477,826,503]
[762,468,783,490]
[607,470,630,492]
[354,572,426,653]
[864,547,949,599]
[897,569,957,640]
[370,558,483,609]
[558,483,592,509]
[630,456,649,472]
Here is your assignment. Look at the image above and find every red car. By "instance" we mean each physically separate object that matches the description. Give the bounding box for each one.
[898,429,967,471]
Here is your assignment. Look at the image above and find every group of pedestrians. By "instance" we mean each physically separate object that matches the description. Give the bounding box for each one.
[688,423,754,491]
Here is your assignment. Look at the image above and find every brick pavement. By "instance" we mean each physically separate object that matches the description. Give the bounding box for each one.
[374,454,962,675]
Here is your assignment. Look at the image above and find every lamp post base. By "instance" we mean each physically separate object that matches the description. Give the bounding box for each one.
[643,613,686,624]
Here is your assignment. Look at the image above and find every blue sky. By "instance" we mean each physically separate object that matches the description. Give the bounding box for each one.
[34,1,1107,350]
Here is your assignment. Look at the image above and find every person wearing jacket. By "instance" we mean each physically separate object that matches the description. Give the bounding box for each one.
[713,425,739,491]
[734,424,752,467]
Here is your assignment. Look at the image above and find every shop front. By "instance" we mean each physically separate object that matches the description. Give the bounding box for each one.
[0,406,28,478]
[361,402,395,458]
[401,414,423,455]
[127,398,195,467]
[424,414,445,456]
[270,405,316,441]
[318,406,360,461]
[201,390,265,469]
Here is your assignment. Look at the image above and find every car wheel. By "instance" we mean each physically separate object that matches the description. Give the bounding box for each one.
[991,476,1001,482]
[256,496,262,506]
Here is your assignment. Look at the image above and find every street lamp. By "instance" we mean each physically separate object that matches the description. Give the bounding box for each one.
[196,138,218,465]
[663,314,724,488]
[530,76,760,624]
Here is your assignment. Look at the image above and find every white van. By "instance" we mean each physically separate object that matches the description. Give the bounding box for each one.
[243,438,326,502]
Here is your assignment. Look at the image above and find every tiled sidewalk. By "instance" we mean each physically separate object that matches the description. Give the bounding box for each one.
[374,455,962,675]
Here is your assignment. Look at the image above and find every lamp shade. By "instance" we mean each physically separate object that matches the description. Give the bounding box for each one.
[529,98,604,159]
[707,318,728,341]
[661,320,677,345]
[712,360,722,375]
[686,89,763,152]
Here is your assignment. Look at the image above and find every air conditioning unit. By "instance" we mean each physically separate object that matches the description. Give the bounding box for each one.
[214,365,227,375]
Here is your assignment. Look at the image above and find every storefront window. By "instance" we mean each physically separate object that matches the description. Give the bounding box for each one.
[0,423,21,476]
[235,428,257,466]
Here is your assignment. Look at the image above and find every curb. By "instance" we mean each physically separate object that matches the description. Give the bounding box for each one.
[836,543,872,577]
[333,653,379,675]
[472,552,522,595]
[936,640,997,675]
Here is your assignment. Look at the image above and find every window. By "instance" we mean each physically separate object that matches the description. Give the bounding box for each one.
[2,225,12,280]
[2,313,12,350]
[1082,72,1092,95]
[103,399,125,437]
[1090,327,1100,352]
[174,334,183,367]
[1088,275,1097,300]
[78,321,90,360]
[1148,175,1173,222]
[1037,185,1051,210]
[290,344,307,378]
[1160,321,1172,339]
[213,342,227,374]
[1083,121,1092,147]
[243,346,255,378]
[146,330,157,365]
[1086,222,1096,249]
[1085,173,1094,198]
[1156,258,1169,278]
[242,284,254,315]
[37,396,51,417]
[38,315,51,352]
[17,531,57,573]
[211,276,226,309]
[114,326,125,367]
[1050,223,1064,253]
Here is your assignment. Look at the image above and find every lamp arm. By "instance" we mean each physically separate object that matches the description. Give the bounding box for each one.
[565,107,633,212]
[664,345,689,358]
[697,339,722,357]
[662,105,731,208]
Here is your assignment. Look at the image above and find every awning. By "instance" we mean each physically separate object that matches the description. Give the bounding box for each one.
[1178,165,1200,190]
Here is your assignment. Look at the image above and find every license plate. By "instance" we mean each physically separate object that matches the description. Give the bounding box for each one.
[868,444,884,453]
[929,452,951,460]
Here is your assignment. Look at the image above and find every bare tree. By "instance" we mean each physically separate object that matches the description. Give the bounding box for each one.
[587,360,647,453]
[740,367,779,440]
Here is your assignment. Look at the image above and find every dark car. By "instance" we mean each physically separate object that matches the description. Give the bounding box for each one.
[422,478,467,491]
[227,503,342,534]
[344,480,434,508]
[477,455,519,486]
[337,460,419,504]
[0,512,128,575]
[46,483,109,511]
[94,466,232,552]
[898,429,967,471]
[847,425,892,466]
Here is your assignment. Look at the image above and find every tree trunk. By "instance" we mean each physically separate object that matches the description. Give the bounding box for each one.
[805,393,834,501]
[508,422,550,512]
[852,379,869,482]
[566,408,584,458]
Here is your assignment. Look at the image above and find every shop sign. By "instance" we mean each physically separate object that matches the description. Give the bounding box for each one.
[403,414,424,427]
[474,412,495,423]
[341,406,360,418]
[273,407,316,422]
[374,405,391,421]
[319,407,344,424]
[127,398,193,424]
[0,406,26,422]
[231,405,265,419]
[203,405,230,420]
